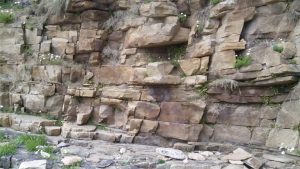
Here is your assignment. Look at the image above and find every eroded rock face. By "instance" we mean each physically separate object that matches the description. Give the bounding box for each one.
[124,17,190,48]
[139,1,178,18]
[157,122,203,141]
[159,101,206,124]
[1,0,300,149]
[134,101,160,120]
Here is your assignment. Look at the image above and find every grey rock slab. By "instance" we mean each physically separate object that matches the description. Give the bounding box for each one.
[156,148,187,160]
[0,155,11,169]
[263,154,295,163]
[57,142,70,148]
[188,153,206,161]
[244,157,264,169]
[98,159,114,168]
[222,148,252,161]
[18,160,47,169]
[61,156,83,166]
[223,164,247,169]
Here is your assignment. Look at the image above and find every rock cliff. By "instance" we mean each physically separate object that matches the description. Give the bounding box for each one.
[0,0,299,150]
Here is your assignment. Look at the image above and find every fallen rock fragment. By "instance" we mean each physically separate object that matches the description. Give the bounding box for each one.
[156,148,186,160]
[19,160,47,169]
[61,156,82,166]
[263,154,295,163]
[222,148,252,161]
[57,142,70,148]
[229,160,243,165]
[199,151,214,157]
[244,157,264,169]
[98,159,114,168]
[188,152,206,161]
[223,164,247,169]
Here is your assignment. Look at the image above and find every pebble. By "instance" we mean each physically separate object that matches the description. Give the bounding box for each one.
[120,148,127,154]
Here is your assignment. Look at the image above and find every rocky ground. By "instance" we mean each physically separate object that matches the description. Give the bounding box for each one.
[0,128,300,169]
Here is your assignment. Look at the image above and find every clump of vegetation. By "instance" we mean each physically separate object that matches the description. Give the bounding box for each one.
[210,78,239,92]
[0,0,25,24]
[158,159,165,164]
[270,86,279,96]
[178,12,187,24]
[0,142,17,157]
[167,45,186,67]
[62,161,81,169]
[195,84,208,98]
[35,0,69,17]
[42,145,55,155]
[210,0,222,5]
[97,123,108,130]
[0,10,14,23]
[0,106,14,113]
[143,0,152,3]
[196,24,203,34]
[39,53,63,65]
[15,134,48,152]
[273,43,284,53]
[102,5,139,30]
[262,96,271,105]
[22,45,34,56]
[293,122,300,136]
[0,131,8,142]
[235,56,252,69]
[287,59,297,65]
[25,17,39,31]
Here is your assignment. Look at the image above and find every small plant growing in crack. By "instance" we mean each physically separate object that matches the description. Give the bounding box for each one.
[195,84,208,98]
[210,78,239,92]
[178,12,187,24]
[167,45,186,68]
[210,0,222,5]
[272,38,284,53]
[262,96,271,105]
[235,56,252,69]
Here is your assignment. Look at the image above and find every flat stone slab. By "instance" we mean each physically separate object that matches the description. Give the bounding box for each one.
[263,154,295,163]
[156,148,187,160]
[222,148,252,161]
[19,160,47,169]
[98,159,114,168]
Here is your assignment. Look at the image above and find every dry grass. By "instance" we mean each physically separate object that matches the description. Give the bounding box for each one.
[210,78,239,92]
[102,4,139,30]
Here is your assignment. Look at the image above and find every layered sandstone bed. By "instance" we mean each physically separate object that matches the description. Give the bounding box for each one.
[0,0,299,150]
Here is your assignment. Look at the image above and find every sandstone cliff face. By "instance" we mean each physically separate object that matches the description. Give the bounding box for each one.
[0,0,299,149]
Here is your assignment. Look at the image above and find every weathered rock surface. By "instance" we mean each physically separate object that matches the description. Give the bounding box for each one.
[61,156,83,166]
[19,160,47,169]
[156,148,186,160]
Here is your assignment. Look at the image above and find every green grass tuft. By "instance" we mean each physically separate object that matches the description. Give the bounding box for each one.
[167,45,186,67]
[0,12,14,23]
[287,59,297,65]
[210,0,221,5]
[195,84,208,98]
[62,161,81,169]
[273,44,284,53]
[158,159,165,164]
[178,13,187,24]
[43,146,54,154]
[15,134,47,152]
[0,132,8,142]
[235,56,252,69]
[0,142,17,157]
